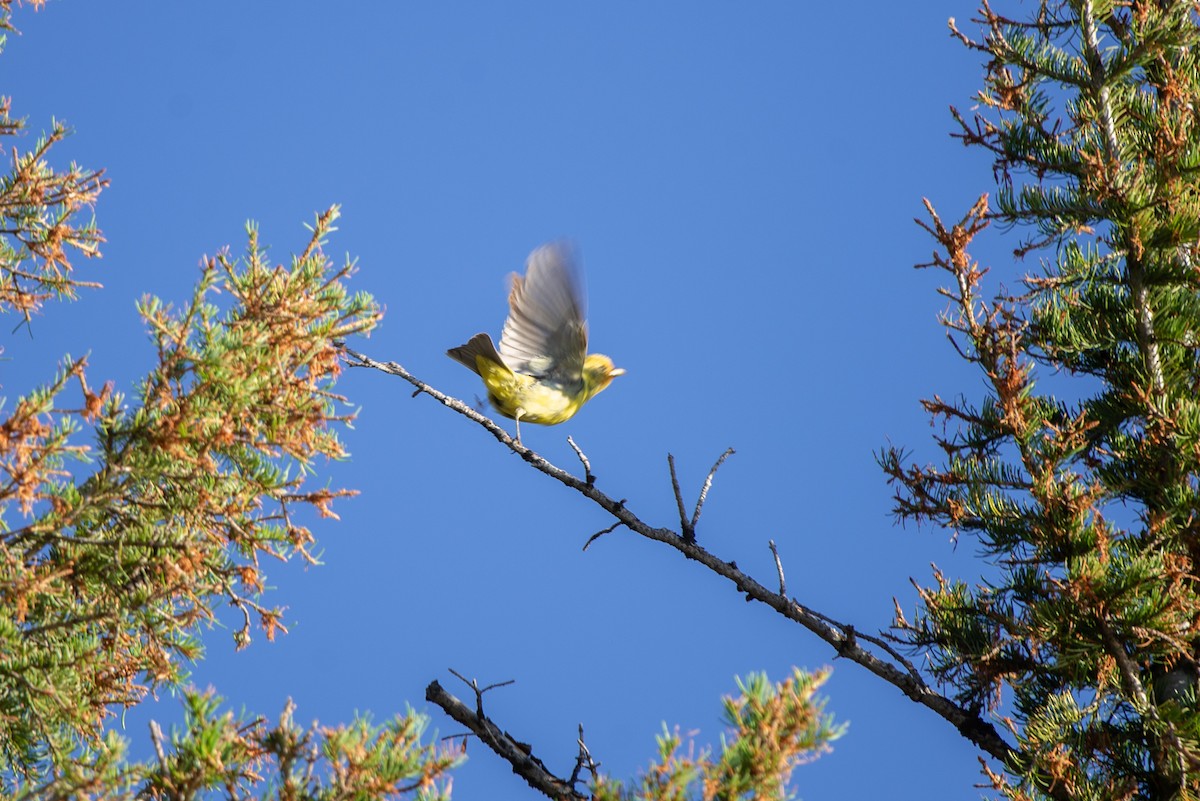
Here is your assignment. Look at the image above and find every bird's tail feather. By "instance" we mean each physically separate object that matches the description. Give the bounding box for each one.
[446,333,506,376]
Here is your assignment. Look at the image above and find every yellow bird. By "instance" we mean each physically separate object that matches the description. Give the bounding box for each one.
[447,242,624,441]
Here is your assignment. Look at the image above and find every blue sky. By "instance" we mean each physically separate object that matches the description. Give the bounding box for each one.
[7,3,1022,799]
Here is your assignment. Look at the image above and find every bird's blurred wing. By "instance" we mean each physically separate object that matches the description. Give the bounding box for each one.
[499,242,588,382]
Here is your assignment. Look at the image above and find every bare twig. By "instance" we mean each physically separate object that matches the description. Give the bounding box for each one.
[691,447,734,531]
[339,344,530,456]
[426,680,585,801]
[567,436,594,486]
[345,345,1017,766]
[567,724,600,792]
[447,668,514,716]
[667,453,693,542]
[768,540,787,596]
[583,521,624,552]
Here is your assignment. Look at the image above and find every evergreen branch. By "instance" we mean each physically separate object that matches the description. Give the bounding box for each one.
[26,692,461,800]
[0,212,378,771]
[341,344,1020,767]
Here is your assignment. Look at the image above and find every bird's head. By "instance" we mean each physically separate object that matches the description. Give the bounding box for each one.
[582,353,625,397]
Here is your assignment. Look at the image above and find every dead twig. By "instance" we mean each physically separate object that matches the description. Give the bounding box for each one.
[691,448,734,532]
[567,436,594,486]
[426,680,586,801]
[448,668,515,717]
[583,521,624,552]
[667,453,693,542]
[567,723,600,792]
[768,540,787,596]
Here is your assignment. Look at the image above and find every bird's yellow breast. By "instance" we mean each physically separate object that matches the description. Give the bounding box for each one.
[475,356,585,424]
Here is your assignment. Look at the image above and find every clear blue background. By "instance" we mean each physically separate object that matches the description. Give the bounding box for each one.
[7,3,1018,798]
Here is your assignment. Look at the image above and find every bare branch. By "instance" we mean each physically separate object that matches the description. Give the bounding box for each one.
[346,345,1017,765]
[339,344,529,455]
[426,680,585,801]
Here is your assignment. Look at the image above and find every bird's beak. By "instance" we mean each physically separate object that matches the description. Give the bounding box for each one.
[611,367,627,377]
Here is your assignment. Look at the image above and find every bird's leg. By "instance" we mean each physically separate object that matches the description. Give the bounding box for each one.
[514,408,524,446]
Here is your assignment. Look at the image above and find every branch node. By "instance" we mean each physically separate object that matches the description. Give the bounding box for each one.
[836,625,857,658]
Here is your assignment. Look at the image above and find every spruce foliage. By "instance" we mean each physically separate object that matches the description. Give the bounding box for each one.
[881,1,1200,796]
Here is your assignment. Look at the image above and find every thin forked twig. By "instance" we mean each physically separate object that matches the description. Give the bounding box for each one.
[567,723,600,792]
[448,668,515,716]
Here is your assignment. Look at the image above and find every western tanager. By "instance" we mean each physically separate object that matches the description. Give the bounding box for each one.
[447,242,624,441]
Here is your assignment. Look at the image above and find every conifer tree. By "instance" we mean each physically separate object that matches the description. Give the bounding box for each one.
[879,0,1200,796]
